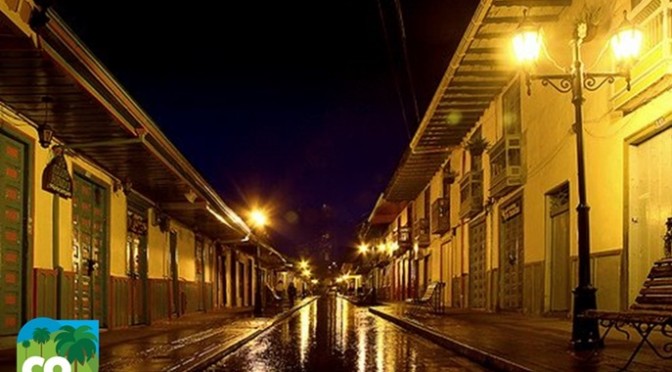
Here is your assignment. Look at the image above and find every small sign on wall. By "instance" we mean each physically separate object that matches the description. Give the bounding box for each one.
[42,153,73,199]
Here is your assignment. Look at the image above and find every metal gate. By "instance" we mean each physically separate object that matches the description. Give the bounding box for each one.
[0,133,26,335]
[72,174,106,322]
[500,198,524,310]
[469,218,487,308]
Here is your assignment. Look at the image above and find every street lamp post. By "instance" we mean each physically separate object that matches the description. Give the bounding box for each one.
[512,11,642,351]
[254,244,263,317]
[358,243,378,304]
[249,209,268,317]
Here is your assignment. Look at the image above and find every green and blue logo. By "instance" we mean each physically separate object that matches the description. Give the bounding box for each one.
[17,317,99,372]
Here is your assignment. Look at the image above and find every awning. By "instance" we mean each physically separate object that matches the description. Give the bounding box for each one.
[383,0,570,202]
[366,193,406,225]
[0,8,253,241]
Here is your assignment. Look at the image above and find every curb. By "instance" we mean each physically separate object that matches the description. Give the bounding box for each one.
[369,307,532,372]
[173,296,319,372]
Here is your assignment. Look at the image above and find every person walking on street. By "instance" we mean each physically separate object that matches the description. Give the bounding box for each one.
[287,281,297,308]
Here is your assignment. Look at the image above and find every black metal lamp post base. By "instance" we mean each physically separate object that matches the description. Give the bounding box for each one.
[571,285,602,351]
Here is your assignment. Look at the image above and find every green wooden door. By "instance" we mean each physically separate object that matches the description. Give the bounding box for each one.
[195,238,205,311]
[500,198,524,310]
[469,219,486,309]
[169,231,179,316]
[0,134,26,336]
[72,175,106,322]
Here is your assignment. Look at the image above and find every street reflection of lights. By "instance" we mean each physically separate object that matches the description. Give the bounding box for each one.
[342,298,349,349]
[376,319,384,372]
[335,296,343,350]
[311,301,317,339]
[357,314,367,372]
[409,346,418,372]
[300,305,310,367]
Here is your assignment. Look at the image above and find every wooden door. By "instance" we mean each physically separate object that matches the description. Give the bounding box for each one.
[195,238,205,311]
[247,258,253,307]
[629,128,672,304]
[469,219,487,308]
[127,210,148,325]
[0,134,26,335]
[169,231,179,316]
[500,198,524,310]
[72,174,106,322]
[549,186,570,312]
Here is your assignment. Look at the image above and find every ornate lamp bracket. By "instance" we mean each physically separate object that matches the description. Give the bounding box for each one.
[584,72,631,92]
[526,73,573,95]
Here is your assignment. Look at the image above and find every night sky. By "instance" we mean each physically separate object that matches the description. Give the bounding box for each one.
[54,0,477,262]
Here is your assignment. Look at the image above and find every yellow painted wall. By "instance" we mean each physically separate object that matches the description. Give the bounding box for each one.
[147,208,169,279]
[171,220,196,282]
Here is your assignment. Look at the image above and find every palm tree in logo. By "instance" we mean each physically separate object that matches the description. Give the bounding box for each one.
[32,327,51,356]
[55,325,98,372]
[21,340,30,359]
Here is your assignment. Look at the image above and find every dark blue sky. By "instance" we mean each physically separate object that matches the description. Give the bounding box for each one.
[54,0,476,260]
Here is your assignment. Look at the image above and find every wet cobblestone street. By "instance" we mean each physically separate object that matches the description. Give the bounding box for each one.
[207,296,488,371]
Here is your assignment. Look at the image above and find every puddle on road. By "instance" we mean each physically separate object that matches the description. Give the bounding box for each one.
[206,296,489,372]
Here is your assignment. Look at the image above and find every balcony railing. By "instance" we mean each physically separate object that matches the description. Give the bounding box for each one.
[431,197,450,235]
[414,218,430,247]
[613,0,672,112]
[489,134,523,198]
[459,169,484,219]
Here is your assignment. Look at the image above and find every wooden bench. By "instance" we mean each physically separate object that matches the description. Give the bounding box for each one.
[582,258,672,370]
[405,281,444,313]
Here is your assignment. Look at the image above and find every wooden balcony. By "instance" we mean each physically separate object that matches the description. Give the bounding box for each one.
[612,0,672,113]
[489,134,523,198]
[431,197,451,235]
[460,169,484,219]
[398,225,412,250]
[414,218,430,248]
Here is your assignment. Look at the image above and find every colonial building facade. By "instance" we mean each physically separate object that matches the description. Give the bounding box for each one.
[0,0,288,339]
[362,0,672,315]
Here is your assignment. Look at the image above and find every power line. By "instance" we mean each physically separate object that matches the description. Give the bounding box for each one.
[375,0,412,140]
[392,0,421,125]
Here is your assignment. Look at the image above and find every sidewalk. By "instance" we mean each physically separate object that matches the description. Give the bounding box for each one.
[2,297,316,372]
[370,303,672,372]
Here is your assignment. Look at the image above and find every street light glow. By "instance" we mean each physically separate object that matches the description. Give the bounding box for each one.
[611,14,643,63]
[299,260,309,270]
[250,209,268,227]
[358,243,369,254]
[302,269,311,277]
[512,29,542,65]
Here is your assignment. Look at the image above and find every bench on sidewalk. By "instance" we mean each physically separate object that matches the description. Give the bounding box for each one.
[405,281,444,313]
[582,257,672,370]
